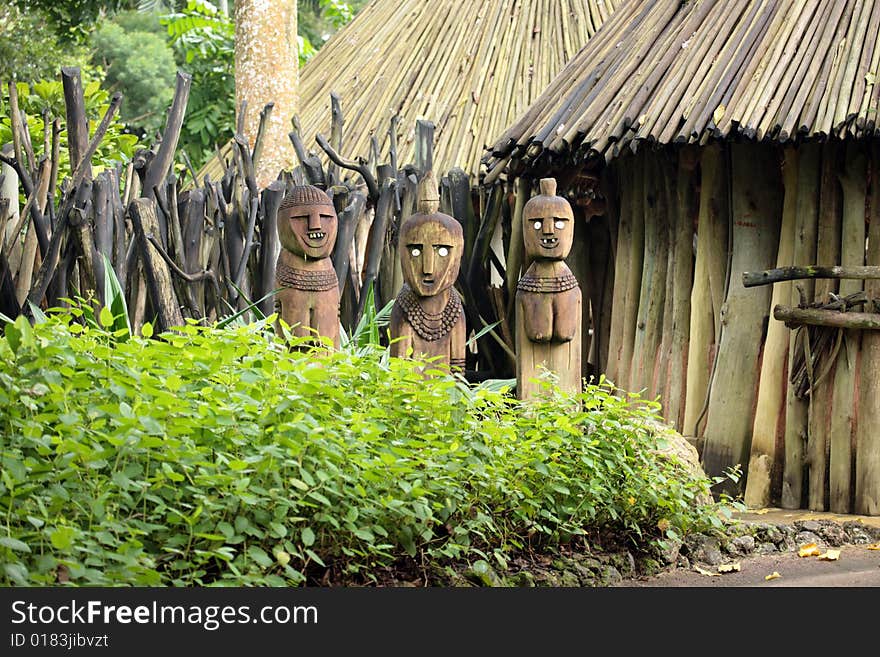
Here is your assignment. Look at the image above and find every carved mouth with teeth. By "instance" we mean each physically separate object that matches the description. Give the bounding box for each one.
[306,231,327,242]
[540,237,559,248]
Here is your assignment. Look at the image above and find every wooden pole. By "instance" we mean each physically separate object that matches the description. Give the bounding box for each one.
[774,306,880,330]
[781,142,820,509]
[683,144,726,439]
[856,141,880,515]
[702,142,781,497]
[745,145,799,510]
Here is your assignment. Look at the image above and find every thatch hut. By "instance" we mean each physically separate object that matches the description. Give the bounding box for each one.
[198,0,619,183]
[484,0,880,515]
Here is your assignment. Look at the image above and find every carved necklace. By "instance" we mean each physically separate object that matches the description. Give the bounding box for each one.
[398,284,463,342]
[517,269,578,293]
[276,259,339,292]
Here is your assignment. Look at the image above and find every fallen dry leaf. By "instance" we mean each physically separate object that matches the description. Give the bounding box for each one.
[717,562,741,573]
[751,508,770,515]
[866,543,880,551]
[694,566,720,577]
[817,549,840,561]
[798,543,821,557]
[765,571,781,581]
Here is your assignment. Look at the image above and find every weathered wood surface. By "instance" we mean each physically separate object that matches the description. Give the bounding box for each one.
[701,143,781,497]
[516,178,581,399]
[745,146,800,510]
[856,142,880,515]
[774,306,880,330]
[781,142,820,509]
[743,265,880,287]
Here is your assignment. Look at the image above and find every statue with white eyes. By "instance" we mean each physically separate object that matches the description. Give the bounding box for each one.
[516,177,582,399]
[275,184,340,348]
[390,171,466,372]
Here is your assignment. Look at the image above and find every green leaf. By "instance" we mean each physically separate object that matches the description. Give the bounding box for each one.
[99,306,114,328]
[142,322,154,338]
[301,527,315,547]
[50,527,75,550]
[0,537,31,553]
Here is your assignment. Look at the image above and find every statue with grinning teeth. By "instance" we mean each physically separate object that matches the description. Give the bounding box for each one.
[275,184,340,349]
[390,171,466,373]
[515,177,582,400]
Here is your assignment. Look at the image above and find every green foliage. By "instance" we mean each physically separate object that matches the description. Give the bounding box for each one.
[92,18,178,137]
[0,78,141,182]
[0,307,731,586]
[12,0,133,44]
[160,0,235,170]
[0,5,93,83]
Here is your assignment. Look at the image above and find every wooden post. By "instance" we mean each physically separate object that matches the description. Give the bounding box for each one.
[683,144,727,439]
[702,143,782,497]
[781,142,820,509]
[129,198,184,333]
[605,160,631,387]
[810,140,842,512]
[856,141,880,515]
[745,146,800,509]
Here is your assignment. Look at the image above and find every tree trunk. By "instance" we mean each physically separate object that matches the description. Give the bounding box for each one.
[235,0,298,188]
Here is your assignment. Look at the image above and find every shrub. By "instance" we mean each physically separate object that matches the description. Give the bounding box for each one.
[0,310,731,586]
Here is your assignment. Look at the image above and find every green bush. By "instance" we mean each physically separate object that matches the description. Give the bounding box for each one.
[92,18,177,138]
[0,310,731,586]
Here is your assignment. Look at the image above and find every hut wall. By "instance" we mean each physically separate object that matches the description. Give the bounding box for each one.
[598,138,880,511]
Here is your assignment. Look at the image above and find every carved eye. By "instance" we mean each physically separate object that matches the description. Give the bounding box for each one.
[533,221,541,230]
[411,247,421,257]
[437,246,449,257]
[555,220,565,229]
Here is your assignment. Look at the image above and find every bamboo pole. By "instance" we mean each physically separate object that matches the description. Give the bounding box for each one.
[745,146,799,509]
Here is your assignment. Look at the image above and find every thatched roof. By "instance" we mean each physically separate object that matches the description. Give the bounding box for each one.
[198,0,619,184]
[484,0,880,178]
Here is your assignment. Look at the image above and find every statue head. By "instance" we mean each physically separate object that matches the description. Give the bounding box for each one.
[278,184,338,260]
[399,171,463,297]
[523,178,574,261]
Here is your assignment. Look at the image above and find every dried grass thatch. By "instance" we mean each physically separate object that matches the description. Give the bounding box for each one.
[485,0,880,177]
[199,0,618,184]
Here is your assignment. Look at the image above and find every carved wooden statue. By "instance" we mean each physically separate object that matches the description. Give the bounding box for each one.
[516,178,582,399]
[275,184,340,348]
[390,171,466,372]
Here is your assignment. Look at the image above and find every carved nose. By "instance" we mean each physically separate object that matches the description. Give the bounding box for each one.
[542,218,554,234]
[422,249,434,275]
[308,210,322,231]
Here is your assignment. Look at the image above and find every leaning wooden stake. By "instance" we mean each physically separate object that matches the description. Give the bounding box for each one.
[702,143,781,497]
[745,146,799,509]
[129,198,184,333]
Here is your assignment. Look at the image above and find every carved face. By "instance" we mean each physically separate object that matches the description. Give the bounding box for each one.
[400,217,462,297]
[523,195,574,261]
[278,199,338,260]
